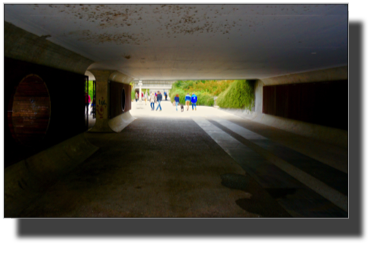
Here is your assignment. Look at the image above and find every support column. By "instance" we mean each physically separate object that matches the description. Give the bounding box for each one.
[136,80,144,109]
[88,70,115,132]
[88,70,135,132]
[139,81,142,101]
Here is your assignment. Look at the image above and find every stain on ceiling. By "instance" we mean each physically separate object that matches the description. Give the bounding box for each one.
[5,4,348,80]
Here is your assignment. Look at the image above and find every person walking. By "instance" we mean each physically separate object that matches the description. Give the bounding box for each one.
[191,93,198,111]
[156,91,163,111]
[174,94,180,111]
[150,92,155,111]
[185,93,191,111]
[135,91,138,102]
[85,92,91,115]
[164,91,167,101]
[144,91,148,105]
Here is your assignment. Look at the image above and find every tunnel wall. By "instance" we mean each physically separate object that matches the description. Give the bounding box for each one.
[5,21,93,74]
[254,66,348,130]
[4,133,99,217]
[221,66,348,147]
[109,81,132,119]
[4,57,89,167]
[262,80,348,130]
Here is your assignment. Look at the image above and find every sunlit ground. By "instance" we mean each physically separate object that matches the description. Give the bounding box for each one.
[130,98,231,119]
[88,99,231,129]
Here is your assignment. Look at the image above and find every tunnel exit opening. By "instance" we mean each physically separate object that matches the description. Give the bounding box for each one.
[84,71,96,129]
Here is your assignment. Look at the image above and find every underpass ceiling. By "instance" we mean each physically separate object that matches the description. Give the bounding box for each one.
[4,4,348,80]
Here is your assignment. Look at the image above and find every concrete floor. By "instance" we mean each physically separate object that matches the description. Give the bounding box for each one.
[19,100,348,217]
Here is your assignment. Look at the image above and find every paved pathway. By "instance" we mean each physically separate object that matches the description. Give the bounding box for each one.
[19,100,348,217]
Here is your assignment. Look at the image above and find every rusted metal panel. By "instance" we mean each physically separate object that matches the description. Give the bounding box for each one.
[7,74,51,146]
[263,80,348,129]
[263,85,276,115]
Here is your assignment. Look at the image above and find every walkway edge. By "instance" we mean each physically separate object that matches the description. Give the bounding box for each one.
[89,112,135,133]
[4,133,99,217]
[218,108,348,149]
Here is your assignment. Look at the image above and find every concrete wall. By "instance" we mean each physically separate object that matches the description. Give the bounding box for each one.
[4,57,90,167]
[5,21,93,74]
[222,66,349,147]
[219,108,347,148]
[260,66,348,86]
[262,80,348,130]
[4,22,99,167]
[254,80,264,113]
[4,133,98,217]
[89,70,135,133]
[4,22,102,217]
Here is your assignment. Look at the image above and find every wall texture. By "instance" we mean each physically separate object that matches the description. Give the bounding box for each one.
[5,21,93,74]
[262,80,348,130]
[252,66,348,130]
[4,57,88,167]
[260,66,348,86]
[109,81,132,119]
[221,67,348,146]
[254,80,264,113]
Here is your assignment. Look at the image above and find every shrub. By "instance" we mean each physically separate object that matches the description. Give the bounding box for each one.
[216,80,255,109]
[197,92,214,106]
[169,80,233,106]
[88,81,95,102]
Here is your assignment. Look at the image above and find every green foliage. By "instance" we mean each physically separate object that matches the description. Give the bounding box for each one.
[88,81,95,103]
[216,80,255,109]
[131,87,149,100]
[169,80,233,106]
[197,92,214,106]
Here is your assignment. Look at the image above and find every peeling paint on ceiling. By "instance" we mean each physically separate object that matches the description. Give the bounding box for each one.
[4,4,348,80]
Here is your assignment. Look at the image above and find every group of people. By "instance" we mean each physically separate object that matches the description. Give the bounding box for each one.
[135,90,198,112]
[135,91,167,105]
[135,91,145,102]
[149,91,163,111]
[174,93,197,112]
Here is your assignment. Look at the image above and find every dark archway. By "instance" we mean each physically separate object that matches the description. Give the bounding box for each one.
[121,88,126,111]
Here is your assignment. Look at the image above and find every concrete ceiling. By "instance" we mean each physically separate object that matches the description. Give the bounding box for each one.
[4,4,348,80]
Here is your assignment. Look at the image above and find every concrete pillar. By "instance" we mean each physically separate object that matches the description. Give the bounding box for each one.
[88,70,114,132]
[138,80,142,101]
[136,80,144,109]
[88,70,135,133]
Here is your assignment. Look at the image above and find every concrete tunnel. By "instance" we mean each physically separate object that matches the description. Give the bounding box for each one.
[4,4,349,218]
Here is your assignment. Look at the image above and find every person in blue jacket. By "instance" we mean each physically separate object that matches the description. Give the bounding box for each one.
[191,93,198,111]
[174,94,180,111]
[185,93,191,111]
[156,91,163,111]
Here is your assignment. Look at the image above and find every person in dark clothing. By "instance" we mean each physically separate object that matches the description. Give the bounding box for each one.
[164,91,168,101]
[156,91,163,111]
[174,94,180,111]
